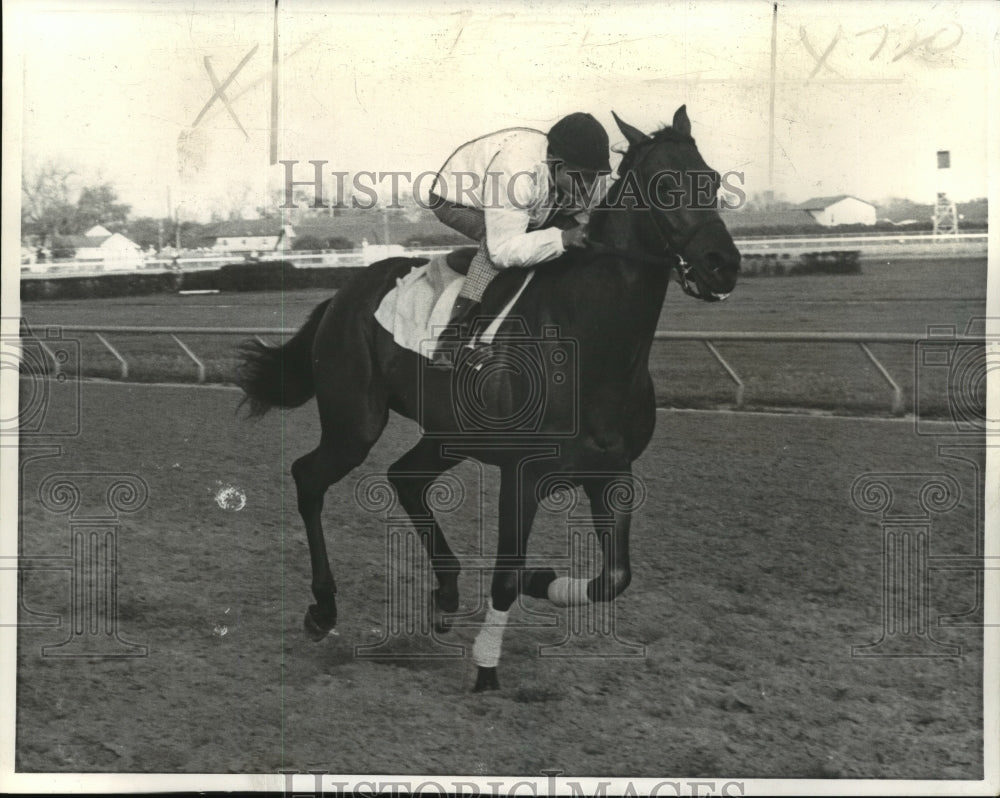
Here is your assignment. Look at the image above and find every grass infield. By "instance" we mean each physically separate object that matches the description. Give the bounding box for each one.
[18,256,987,417]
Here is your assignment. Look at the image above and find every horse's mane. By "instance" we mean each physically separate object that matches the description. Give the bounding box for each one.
[649,124,695,146]
[587,124,696,243]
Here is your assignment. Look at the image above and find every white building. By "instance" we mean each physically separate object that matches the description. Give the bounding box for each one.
[50,225,144,271]
[361,239,405,265]
[796,195,877,227]
[211,219,294,253]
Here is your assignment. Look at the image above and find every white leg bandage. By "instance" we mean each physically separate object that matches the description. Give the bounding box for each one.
[547,577,591,607]
[472,603,510,668]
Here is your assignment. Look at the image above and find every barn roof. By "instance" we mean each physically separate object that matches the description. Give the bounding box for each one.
[53,234,110,248]
[292,210,473,246]
[719,209,821,230]
[795,195,874,211]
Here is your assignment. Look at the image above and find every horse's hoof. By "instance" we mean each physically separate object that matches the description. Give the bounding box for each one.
[431,588,458,634]
[303,606,335,642]
[473,666,500,692]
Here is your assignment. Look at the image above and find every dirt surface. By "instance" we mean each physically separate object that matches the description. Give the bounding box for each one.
[16,381,984,779]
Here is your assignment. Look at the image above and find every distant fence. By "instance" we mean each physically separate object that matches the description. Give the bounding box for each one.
[19,324,985,416]
[20,233,987,279]
[734,232,986,258]
[21,247,456,279]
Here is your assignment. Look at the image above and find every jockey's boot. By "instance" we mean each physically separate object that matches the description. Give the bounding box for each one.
[431,296,481,369]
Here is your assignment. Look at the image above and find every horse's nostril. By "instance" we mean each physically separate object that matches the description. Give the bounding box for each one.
[704,252,729,274]
[705,251,740,276]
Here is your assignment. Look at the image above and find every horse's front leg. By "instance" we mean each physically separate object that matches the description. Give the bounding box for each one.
[472,464,541,692]
[582,475,633,602]
[530,473,634,607]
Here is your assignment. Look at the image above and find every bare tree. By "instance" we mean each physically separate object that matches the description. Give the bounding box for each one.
[21,161,78,241]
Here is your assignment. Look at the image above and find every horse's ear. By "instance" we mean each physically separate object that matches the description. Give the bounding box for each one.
[612,111,650,147]
[672,105,691,137]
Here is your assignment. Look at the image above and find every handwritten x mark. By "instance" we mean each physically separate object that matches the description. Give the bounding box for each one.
[799,26,843,81]
[191,45,258,139]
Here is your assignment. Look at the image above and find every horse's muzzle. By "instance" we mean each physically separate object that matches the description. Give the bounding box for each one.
[678,251,740,302]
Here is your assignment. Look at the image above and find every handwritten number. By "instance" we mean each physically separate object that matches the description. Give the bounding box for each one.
[892,23,964,62]
[855,25,889,61]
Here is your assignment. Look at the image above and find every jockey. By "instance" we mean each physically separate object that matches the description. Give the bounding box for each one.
[427,112,612,365]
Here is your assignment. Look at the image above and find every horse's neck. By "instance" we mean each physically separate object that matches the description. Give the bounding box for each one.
[591,205,670,333]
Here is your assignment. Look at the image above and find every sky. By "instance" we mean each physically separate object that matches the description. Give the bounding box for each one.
[7,0,998,223]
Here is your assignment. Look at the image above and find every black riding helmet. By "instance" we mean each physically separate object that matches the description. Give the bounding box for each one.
[547,112,612,173]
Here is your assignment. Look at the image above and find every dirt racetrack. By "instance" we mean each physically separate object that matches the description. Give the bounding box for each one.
[16,381,983,779]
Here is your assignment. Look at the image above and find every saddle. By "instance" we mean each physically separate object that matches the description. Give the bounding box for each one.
[373,246,536,358]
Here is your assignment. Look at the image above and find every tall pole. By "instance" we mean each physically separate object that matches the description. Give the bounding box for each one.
[167,185,180,250]
[768,2,778,201]
[270,0,279,166]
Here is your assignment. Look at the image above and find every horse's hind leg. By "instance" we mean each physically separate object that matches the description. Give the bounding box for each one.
[387,437,464,632]
[293,430,383,640]
[294,374,389,641]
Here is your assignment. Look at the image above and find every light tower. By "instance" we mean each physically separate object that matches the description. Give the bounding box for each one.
[932,150,958,235]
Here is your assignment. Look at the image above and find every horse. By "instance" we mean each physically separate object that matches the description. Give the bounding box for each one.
[236,106,741,691]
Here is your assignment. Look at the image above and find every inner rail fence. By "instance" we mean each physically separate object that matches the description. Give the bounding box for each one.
[21,233,989,279]
[18,325,989,416]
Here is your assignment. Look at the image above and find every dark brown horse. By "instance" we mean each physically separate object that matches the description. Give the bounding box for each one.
[236,106,741,690]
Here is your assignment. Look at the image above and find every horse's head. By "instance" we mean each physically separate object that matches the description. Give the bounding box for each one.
[609,106,741,301]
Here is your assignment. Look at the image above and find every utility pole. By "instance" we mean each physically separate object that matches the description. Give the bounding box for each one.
[167,185,180,250]
[270,0,280,166]
[166,186,171,227]
[767,1,778,203]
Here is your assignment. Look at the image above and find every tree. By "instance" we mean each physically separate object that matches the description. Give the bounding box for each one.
[22,164,134,242]
[743,191,794,212]
[124,217,168,251]
[21,162,78,241]
[75,184,131,233]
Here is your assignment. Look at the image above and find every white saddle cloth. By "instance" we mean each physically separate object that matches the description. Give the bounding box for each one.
[373,254,535,358]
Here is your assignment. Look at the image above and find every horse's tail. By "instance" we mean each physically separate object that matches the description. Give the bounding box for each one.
[235,297,333,417]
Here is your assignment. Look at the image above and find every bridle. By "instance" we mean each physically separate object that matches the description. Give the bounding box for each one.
[587,134,732,302]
